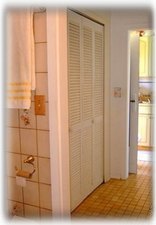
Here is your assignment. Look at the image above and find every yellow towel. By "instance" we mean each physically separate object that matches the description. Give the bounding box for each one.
[7,9,35,109]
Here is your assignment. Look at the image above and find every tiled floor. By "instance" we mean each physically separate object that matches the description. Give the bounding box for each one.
[72,160,152,220]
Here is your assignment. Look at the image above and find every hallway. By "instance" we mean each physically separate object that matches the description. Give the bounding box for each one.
[72,160,152,220]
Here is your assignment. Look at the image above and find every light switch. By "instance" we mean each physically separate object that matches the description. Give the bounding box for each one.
[34,95,45,115]
[114,87,121,97]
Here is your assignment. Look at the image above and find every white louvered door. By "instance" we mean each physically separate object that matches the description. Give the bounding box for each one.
[68,12,82,209]
[68,10,104,211]
[93,26,104,188]
[81,18,93,199]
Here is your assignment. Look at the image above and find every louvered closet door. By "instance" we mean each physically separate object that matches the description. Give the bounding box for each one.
[68,10,104,211]
[93,25,104,187]
[81,17,93,199]
[68,12,82,210]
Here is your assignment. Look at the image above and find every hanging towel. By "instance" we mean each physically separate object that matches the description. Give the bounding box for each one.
[7,8,35,109]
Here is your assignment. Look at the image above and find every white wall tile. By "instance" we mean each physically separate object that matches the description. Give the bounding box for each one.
[31,90,36,102]
[7,109,19,127]
[39,184,52,210]
[6,10,52,216]
[37,130,50,158]
[35,43,47,72]
[37,103,49,130]
[7,177,23,202]
[8,200,24,217]
[19,103,36,129]
[23,181,39,206]
[24,204,40,218]
[7,153,21,177]
[36,73,48,101]
[40,208,52,219]
[6,128,20,153]
[38,158,51,184]
[20,129,37,155]
[34,12,47,43]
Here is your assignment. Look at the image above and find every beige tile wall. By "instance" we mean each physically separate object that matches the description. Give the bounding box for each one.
[6,11,52,219]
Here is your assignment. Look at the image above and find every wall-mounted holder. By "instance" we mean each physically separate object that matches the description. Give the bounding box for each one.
[33,7,46,13]
[15,155,36,179]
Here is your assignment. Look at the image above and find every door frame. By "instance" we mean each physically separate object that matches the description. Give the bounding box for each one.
[128,29,154,173]
[47,9,71,217]
[125,23,152,176]
[129,31,139,174]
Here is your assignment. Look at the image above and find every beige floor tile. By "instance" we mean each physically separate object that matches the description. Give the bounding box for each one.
[72,160,152,219]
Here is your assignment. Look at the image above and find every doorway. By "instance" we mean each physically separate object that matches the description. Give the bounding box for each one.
[129,30,154,173]
[137,30,154,163]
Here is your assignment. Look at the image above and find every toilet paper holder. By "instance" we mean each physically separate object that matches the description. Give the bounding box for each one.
[15,155,36,179]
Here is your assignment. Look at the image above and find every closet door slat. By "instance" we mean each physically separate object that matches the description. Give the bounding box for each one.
[93,29,104,188]
[94,31,104,117]
[82,26,93,121]
[81,126,93,197]
[69,130,81,209]
[68,22,81,127]
[93,121,104,186]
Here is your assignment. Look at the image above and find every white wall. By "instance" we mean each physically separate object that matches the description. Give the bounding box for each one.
[110,9,152,179]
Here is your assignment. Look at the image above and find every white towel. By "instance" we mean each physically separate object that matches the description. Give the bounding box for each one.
[7,9,35,109]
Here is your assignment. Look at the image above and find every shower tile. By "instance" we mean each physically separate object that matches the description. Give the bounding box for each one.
[8,200,24,217]
[6,10,51,218]
[35,43,47,73]
[36,103,49,130]
[31,90,36,102]
[24,204,40,218]
[6,128,20,153]
[7,177,23,202]
[37,130,50,158]
[34,12,47,43]
[39,184,52,210]
[19,102,36,129]
[40,208,52,218]
[36,73,48,102]
[38,157,51,184]
[7,108,19,127]
[23,181,39,206]
[20,129,37,155]
[7,152,21,177]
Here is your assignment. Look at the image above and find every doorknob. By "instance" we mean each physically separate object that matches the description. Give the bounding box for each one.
[130,100,135,103]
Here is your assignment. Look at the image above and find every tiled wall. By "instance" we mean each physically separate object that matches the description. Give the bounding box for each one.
[6,11,52,219]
